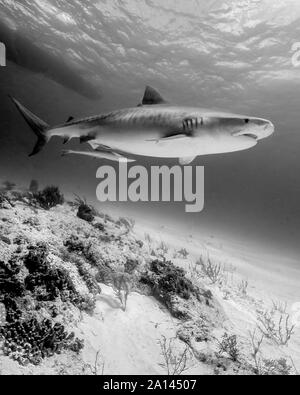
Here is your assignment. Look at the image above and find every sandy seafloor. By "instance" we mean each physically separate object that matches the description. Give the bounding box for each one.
[0,199,299,375]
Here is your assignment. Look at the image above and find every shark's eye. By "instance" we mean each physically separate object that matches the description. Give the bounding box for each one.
[245,119,249,124]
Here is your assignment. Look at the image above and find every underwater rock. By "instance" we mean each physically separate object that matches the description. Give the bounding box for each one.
[139,259,223,324]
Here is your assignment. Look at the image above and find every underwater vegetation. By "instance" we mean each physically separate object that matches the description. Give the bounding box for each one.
[142,259,196,300]
[33,186,64,210]
[140,259,212,319]
[0,185,295,374]
[0,243,86,366]
[24,243,79,303]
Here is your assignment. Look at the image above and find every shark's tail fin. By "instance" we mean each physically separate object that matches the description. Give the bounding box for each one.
[10,96,50,157]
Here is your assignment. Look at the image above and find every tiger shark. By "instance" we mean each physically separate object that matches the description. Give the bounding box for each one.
[11,86,274,164]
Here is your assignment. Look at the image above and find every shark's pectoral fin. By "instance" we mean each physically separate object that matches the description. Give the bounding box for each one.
[179,156,196,165]
[146,130,193,143]
[146,135,183,143]
[151,117,199,142]
[88,141,101,150]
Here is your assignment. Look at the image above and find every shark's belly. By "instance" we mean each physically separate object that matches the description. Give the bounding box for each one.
[97,129,200,158]
[96,129,255,158]
[124,140,201,157]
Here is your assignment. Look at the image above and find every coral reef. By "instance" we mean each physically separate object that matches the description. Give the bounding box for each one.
[140,259,212,319]
[124,258,139,274]
[73,257,101,295]
[77,204,94,223]
[0,244,86,366]
[0,316,83,366]
[0,188,296,375]
[64,236,100,268]
[23,244,77,303]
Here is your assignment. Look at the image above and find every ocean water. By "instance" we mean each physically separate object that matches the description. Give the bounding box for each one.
[0,0,300,262]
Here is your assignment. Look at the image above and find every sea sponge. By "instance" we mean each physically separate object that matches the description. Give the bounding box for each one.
[77,204,94,223]
[0,317,84,366]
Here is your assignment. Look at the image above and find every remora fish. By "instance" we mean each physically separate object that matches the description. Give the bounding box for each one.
[11,86,274,164]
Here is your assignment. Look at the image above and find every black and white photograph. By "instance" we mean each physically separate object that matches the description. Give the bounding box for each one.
[0,0,299,378]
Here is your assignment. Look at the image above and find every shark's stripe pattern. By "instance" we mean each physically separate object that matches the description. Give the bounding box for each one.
[11,86,275,163]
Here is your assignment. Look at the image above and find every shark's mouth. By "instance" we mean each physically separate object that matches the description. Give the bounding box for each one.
[243,133,258,140]
[232,130,258,140]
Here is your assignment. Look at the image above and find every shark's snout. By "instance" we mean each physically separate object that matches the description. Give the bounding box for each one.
[252,119,274,140]
[232,118,274,141]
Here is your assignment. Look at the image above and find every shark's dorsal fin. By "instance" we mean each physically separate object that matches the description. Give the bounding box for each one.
[141,86,167,105]
[66,116,74,123]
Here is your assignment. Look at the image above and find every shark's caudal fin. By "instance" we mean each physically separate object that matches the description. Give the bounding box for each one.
[10,96,50,157]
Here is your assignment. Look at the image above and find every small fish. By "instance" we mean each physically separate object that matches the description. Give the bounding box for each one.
[10,86,274,164]
[61,148,135,163]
